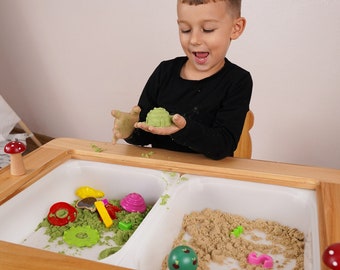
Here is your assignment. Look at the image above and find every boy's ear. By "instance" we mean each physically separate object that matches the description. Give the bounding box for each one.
[231,17,246,40]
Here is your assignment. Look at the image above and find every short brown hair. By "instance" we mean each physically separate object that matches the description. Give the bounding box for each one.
[179,0,242,17]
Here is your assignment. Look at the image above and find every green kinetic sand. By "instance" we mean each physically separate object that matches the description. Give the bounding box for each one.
[146,107,172,127]
[36,199,151,260]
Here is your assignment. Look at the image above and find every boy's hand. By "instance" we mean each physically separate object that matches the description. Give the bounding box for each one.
[134,114,186,135]
[111,105,141,144]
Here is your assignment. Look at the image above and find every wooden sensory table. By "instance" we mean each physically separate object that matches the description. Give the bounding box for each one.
[0,138,339,270]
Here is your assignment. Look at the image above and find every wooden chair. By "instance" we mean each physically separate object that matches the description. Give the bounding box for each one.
[233,110,254,158]
[17,120,42,147]
[0,95,42,147]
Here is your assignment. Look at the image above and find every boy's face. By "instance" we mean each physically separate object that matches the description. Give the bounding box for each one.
[177,1,245,79]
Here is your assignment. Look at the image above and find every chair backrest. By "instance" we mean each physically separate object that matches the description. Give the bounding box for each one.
[0,95,41,147]
[233,110,254,158]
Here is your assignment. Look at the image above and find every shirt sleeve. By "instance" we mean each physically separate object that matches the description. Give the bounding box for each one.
[125,62,163,146]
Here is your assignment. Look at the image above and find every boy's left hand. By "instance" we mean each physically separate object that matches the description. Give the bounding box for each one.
[134,114,186,135]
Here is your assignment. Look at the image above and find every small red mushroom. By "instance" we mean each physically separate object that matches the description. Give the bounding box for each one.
[323,243,340,270]
[4,141,26,175]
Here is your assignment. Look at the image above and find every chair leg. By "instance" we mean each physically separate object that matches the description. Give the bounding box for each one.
[18,120,42,147]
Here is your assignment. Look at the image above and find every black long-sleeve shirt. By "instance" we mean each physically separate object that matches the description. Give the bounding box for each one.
[126,56,252,160]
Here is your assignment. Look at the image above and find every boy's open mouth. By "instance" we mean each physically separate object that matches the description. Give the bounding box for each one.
[193,52,209,64]
[193,52,209,59]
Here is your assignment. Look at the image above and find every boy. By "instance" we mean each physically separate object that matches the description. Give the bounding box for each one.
[111,0,252,160]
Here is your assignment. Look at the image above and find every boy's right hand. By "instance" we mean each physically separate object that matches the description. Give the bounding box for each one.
[111,105,141,144]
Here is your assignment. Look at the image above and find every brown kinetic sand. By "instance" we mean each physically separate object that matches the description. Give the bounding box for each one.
[162,209,304,270]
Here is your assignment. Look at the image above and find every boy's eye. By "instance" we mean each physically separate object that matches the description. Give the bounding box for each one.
[180,28,214,34]
[203,28,215,33]
[180,29,191,34]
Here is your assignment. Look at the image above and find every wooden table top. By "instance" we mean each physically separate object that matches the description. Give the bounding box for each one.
[0,138,339,270]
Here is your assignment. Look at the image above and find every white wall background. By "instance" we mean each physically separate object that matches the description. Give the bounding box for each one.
[0,0,339,169]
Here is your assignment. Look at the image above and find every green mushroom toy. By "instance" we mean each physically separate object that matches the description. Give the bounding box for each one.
[146,107,172,127]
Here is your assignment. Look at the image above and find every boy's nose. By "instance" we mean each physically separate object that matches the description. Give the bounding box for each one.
[190,29,202,45]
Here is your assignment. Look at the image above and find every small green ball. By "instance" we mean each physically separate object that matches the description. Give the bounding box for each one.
[168,245,198,270]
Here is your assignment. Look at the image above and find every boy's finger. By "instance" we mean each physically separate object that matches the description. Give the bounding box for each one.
[111,110,121,118]
[131,106,141,115]
[172,114,186,129]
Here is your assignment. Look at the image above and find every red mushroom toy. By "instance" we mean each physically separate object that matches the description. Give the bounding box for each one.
[323,243,340,270]
[4,141,26,175]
